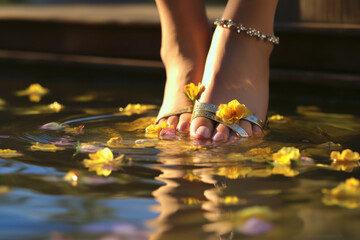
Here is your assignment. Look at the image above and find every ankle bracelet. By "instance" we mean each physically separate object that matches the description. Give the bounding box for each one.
[214,18,280,45]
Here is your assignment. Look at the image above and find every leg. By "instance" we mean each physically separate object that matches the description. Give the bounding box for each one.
[190,0,278,140]
[155,0,210,133]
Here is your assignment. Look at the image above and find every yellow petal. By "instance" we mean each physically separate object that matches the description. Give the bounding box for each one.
[107,137,123,147]
[272,147,300,165]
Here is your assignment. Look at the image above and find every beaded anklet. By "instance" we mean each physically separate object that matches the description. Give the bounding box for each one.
[214,18,280,45]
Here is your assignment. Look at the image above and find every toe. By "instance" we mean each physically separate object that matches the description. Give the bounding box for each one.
[177,113,191,133]
[212,124,230,142]
[167,115,179,128]
[238,120,253,137]
[252,125,263,136]
[190,117,215,139]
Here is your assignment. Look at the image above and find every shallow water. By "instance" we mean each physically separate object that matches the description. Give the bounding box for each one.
[0,75,360,240]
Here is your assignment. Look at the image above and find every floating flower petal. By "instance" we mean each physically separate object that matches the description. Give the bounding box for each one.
[119,104,157,116]
[83,147,124,176]
[184,82,205,103]
[76,143,103,153]
[330,149,360,162]
[49,101,64,112]
[39,122,66,130]
[0,149,23,158]
[215,100,251,124]
[135,139,157,148]
[186,146,206,151]
[272,147,301,165]
[30,142,65,152]
[65,125,84,135]
[16,83,49,102]
[145,121,174,135]
[107,136,123,148]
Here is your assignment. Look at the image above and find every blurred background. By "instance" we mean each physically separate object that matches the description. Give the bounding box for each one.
[0,0,359,87]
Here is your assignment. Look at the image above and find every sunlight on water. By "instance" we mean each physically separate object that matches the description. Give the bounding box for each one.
[0,80,360,240]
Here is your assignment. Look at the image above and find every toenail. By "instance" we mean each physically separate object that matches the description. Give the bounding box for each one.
[213,132,225,142]
[177,122,190,132]
[195,126,211,139]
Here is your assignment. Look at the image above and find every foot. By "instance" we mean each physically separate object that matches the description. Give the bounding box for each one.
[190,26,274,141]
[157,50,205,133]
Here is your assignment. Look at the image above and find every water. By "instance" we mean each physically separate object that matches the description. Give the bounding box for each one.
[0,71,360,240]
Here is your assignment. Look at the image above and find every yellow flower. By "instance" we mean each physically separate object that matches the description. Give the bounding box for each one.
[30,142,65,152]
[65,125,84,135]
[220,196,247,205]
[322,178,360,209]
[107,136,123,147]
[268,114,284,121]
[119,104,157,116]
[330,149,360,162]
[83,147,124,176]
[63,170,80,186]
[215,100,251,124]
[145,121,174,135]
[16,83,49,102]
[185,145,206,151]
[0,149,23,158]
[184,82,205,103]
[272,147,300,165]
[49,101,63,112]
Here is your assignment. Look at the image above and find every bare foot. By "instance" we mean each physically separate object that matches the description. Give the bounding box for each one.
[190,0,278,141]
[155,0,210,133]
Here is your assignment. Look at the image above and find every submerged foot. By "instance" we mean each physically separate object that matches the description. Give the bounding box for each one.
[154,0,210,134]
[190,26,274,141]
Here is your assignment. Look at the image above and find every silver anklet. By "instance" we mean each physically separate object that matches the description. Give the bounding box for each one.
[214,18,280,45]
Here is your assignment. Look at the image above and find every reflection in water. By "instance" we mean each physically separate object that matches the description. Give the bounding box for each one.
[0,80,360,239]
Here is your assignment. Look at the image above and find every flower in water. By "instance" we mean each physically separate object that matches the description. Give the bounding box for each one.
[63,170,80,186]
[30,142,65,152]
[39,122,66,130]
[184,82,205,103]
[49,101,64,112]
[322,178,360,209]
[145,121,174,135]
[268,114,286,123]
[16,83,49,102]
[76,142,103,154]
[107,136,123,148]
[220,196,247,206]
[215,100,251,124]
[0,149,23,158]
[119,103,157,116]
[185,145,206,151]
[134,139,157,148]
[65,125,84,135]
[330,149,360,162]
[272,147,301,165]
[83,147,124,176]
